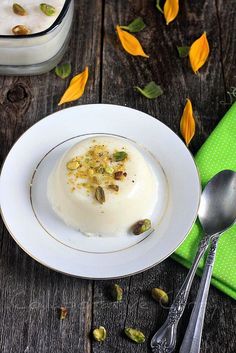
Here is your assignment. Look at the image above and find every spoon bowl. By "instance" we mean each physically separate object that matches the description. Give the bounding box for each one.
[198,170,236,235]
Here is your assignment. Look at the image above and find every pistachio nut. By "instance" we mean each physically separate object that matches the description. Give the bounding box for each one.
[97,166,105,174]
[151,288,169,305]
[66,161,80,170]
[40,3,56,16]
[59,306,68,320]
[132,219,151,235]
[113,151,128,162]
[13,3,27,16]
[114,171,123,180]
[124,328,145,343]
[12,24,31,35]
[111,284,123,301]
[93,326,107,342]
[108,184,119,192]
[95,186,105,204]
[105,166,114,174]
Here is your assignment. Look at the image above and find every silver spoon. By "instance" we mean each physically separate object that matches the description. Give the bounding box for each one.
[179,169,236,353]
[151,170,236,353]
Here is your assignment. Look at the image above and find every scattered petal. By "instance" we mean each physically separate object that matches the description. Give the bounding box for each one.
[135,81,163,99]
[180,99,196,146]
[189,32,210,73]
[120,17,146,33]
[58,67,88,105]
[177,46,190,58]
[116,25,149,58]
[164,0,179,25]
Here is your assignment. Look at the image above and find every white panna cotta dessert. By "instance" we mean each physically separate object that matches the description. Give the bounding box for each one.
[0,1,65,35]
[0,0,73,75]
[47,136,158,237]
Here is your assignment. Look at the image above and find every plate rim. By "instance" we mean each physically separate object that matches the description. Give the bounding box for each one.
[0,103,201,279]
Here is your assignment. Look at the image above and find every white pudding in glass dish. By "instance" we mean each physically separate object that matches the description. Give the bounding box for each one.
[47,136,158,237]
[0,0,73,75]
[0,1,65,35]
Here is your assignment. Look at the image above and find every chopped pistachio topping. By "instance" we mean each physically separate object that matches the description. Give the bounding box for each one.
[108,184,119,192]
[66,142,128,201]
[132,219,151,235]
[95,186,105,204]
[40,3,56,16]
[124,328,145,343]
[67,161,80,170]
[113,151,128,162]
[93,326,107,342]
[105,166,114,174]
[13,3,27,16]
[114,171,124,180]
[12,24,31,35]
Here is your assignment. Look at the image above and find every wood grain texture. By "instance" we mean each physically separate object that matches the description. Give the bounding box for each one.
[0,1,236,353]
[0,1,102,353]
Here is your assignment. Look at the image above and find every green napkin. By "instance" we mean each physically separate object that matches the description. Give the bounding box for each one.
[172,102,236,300]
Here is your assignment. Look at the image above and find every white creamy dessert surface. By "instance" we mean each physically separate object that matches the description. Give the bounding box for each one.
[47,136,158,237]
[0,1,65,35]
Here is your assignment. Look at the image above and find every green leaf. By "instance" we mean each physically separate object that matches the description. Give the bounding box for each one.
[177,46,190,58]
[55,63,71,79]
[120,17,146,33]
[156,0,164,14]
[135,81,163,99]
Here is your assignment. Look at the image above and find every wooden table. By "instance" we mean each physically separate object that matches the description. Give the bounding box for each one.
[0,1,235,352]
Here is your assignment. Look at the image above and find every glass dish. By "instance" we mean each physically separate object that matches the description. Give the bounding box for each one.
[0,0,74,75]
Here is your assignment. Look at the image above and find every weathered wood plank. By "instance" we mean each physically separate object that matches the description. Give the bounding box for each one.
[215,0,236,104]
[92,0,236,352]
[0,1,103,353]
[0,0,236,353]
[100,0,235,153]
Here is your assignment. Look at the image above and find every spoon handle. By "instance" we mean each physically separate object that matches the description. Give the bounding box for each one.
[179,235,219,353]
[151,235,210,353]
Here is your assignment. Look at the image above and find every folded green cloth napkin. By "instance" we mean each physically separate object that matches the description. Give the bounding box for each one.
[172,102,236,300]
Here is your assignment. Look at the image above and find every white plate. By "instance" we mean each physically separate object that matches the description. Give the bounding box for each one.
[0,104,201,279]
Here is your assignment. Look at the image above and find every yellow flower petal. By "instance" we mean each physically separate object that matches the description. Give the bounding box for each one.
[189,32,210,74]
[116,25,149,58]
[180,99,196,146]
[164,0,179,25]
[58,66,89,105]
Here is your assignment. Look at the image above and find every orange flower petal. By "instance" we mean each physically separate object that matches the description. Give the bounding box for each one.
[116,25,149,58]
[180,99,196,146]
[164,0,179,25]
[58,67,89,105]
[189,32,210,73]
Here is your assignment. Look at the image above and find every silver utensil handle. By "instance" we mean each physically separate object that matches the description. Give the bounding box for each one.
[151,236,210,353]
[179,235,219,353]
